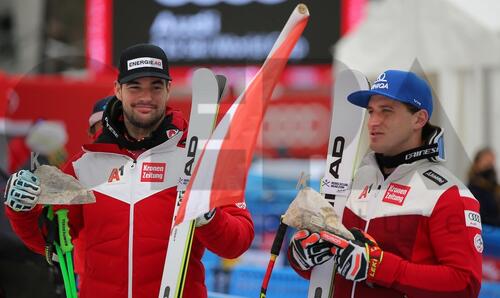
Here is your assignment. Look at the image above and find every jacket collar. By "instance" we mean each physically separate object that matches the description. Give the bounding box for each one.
[82,131,183,159]
[363,151,431,181]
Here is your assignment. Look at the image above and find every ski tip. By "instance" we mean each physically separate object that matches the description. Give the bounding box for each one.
[215,74,228,100]
[297,3,309,15]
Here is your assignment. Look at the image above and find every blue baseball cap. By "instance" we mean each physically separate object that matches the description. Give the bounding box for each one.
[347,70,433,117]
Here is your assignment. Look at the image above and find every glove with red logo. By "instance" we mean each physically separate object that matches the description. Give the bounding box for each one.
[289,229,335,271]
[331,228,383,282]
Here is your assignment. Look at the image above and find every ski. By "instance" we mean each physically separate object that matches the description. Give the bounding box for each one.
[159,68,226,298]
[308,69,370,298]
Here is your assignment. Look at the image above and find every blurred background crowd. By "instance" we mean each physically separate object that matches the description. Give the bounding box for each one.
[1,0,500,297]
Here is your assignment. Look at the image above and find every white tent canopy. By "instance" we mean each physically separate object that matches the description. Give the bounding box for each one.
[336,0,500,72]
[335,0,500,180]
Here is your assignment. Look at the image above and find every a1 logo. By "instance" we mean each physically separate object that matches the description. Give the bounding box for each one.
[108,165,124,183]
[357,184,373,200]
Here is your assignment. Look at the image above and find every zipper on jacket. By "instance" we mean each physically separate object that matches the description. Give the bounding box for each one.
[128,158,137,298]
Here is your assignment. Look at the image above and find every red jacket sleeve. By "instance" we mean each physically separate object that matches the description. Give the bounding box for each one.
[5,204,46,255]
[5,153,85,256]
[372,186,482,298]
[195,203,254,259]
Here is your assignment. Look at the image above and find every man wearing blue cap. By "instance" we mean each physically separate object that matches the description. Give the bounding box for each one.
[289,70,482,297]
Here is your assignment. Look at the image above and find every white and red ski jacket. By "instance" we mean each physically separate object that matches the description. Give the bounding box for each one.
[7,121,254,298]
[292,152,482,298]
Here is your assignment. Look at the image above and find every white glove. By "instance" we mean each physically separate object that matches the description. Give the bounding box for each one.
[195,209,216,227]
[4,170,41,212]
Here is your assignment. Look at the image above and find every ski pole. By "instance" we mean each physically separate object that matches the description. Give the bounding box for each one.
[55,209,78,298]
[44,206,77,298]
[259,219,288,298]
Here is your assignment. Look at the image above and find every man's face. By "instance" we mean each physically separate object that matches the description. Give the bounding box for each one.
[114,77,171,130]
[367,95,427,156]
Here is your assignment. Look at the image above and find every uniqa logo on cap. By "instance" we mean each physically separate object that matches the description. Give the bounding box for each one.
[371,72,388,90]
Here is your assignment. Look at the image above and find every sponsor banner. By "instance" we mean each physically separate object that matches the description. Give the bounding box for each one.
[141,162,166,182]
[2,66,331,162]
[382,183,411,206]
[257,100,330,156]
[320,177,351,196]
[465,210,482,230]
[113,1,339,64]
[423,169,448,185]
[155,0,287,6]
[127,57,163,70]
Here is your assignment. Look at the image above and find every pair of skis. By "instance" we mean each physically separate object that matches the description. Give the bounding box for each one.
[161,3,309,295]
[158,30,366,298]
[160,69,368,298]
[260,69,370,297]
[308,69,370,297]
[158,68,227,298]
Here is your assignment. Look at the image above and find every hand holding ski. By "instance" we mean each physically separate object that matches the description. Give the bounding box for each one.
[159,68,225,298]
[308,69,370,298]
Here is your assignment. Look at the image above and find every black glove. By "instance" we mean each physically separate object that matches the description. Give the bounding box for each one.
[289,230,334,270]
[333,228,383,282]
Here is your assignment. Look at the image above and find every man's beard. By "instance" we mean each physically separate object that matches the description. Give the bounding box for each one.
[123,107,164,130]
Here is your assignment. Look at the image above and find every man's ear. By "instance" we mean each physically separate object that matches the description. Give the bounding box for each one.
[114,81,122,101]
[414,109,429,130]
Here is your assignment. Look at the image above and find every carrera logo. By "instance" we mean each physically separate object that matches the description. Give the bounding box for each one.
[382,183,411,206]
[127,57,163,70]
[141,162,166,182]
[465,210,482,230]
[423,169,447,185]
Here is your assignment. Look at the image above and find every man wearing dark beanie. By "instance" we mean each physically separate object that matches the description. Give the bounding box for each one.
[5,43,254,298]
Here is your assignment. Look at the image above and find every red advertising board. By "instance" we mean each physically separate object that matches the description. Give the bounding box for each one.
[1,65,332,170]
